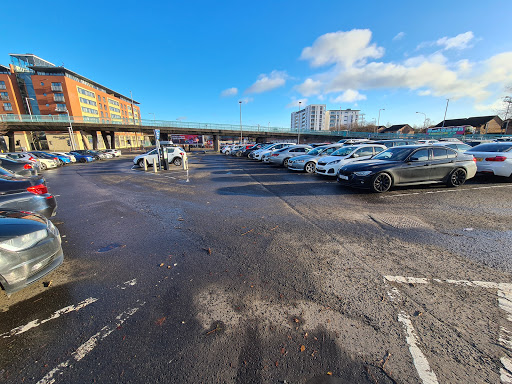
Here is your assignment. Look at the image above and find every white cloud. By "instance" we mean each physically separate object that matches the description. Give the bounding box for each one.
[436,31,474,50]
[285,98,308,109]
[331,89,367,103]
[221,87,238,97]
[393,32,405,41]
[296,29,512,106]
[300,29,385,68]
[245,70,287,94]
[475,98,504,112]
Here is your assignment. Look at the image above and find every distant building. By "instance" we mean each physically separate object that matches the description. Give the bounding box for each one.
[290,105,360,131]
[1,53,147,151]
[291,104,326,131]
[326,109,360,130]
[378,124,414,134]
[434,116,503,135]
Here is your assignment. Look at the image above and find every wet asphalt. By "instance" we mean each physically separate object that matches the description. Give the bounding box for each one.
[0,152,511,384]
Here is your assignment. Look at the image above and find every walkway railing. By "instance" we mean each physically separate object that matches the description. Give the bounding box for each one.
[0,114,507,140]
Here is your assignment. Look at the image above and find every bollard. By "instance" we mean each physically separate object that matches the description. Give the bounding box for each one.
[144,158,148,171]
[153,158,157,173]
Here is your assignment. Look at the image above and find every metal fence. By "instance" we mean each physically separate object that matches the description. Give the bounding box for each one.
[0,114,508,141]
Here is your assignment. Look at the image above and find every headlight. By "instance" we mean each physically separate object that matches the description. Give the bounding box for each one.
[353,171,372,176]
[295,160,304,163]
[327,160,341,165]
[0,229,48,251]
[47,220,60,237]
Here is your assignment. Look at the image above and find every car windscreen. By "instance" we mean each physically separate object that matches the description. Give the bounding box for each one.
[0,166,14,176]
[306,147,326,156]
[467,143,512,152]
[372,147,414,161]
[331,146,358,157]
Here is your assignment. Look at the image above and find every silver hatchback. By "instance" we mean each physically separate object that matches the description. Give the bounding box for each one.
[268,145,313,167]
[287,144,345,173]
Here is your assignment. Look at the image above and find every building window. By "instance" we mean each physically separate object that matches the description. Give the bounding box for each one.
[0,81,6,89]
[46,103,49,107]
[41,82,44,86]
[79,97,97,106]
[108,98,120,107]
[54,93,65,102]
[43,93,47,96]
[51,82,63,91]
[3,103,13,111]
[0,92,9,101]
[103,97,106,102]
[56,104,67,112]
[77,87,95,98]
[81,106,98,115]
[98,94,101,100]
[109,106,120,113]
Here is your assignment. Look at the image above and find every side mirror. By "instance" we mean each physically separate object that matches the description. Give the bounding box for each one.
[352,153,359,158]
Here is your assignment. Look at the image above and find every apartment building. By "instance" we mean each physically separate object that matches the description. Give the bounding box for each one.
[290,104,360,131]
[6,53,141,123]
[290,104,326,131]
[326,109,360,130]
[1,54,145,151]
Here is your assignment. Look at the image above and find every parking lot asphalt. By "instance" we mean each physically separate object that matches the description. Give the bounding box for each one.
[0,153,511,384]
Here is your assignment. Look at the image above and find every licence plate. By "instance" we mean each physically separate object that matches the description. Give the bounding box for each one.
[339,175,348,180]
[475,158,483,161]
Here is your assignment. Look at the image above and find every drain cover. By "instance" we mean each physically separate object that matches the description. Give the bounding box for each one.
[370,215,429,229]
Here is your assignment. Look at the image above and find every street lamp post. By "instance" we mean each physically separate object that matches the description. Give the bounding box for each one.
[377,108,385,133]
[25,97,35,122]
[297,101,302,144]
[441,99,450,128]
[416,112,427,129]
[239,101,243,144]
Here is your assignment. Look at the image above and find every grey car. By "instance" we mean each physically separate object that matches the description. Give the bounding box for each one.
[268,145,313,167]
[287,144,345,173]
[0,157,38,176]
[0,209,63,294]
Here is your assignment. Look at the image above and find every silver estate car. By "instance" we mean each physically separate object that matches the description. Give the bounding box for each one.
[287,144,345,173]
[268,145,313,167]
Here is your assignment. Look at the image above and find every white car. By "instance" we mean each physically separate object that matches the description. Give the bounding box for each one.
[466,142,512,177]
[252,143,295,161]
[133,146,187,168]
[315,144,387,176]
[28,152,59,170]
[103,149,121,157]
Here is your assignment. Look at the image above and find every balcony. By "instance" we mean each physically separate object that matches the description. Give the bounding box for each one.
[3,106,13,111]
[0,85,6,90]
[54,95,65,102]
[55,106,68,112]
[51,85,63,92]
[1,95,9,101]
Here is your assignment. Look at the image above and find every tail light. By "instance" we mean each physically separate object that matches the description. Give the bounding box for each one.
[53,157,58,160]
[27,184,48,195]
[29,156,36,161]
[23,164,32,169]
[179,152,185,156]
[485,156,507,162]
[271,154,279,157]
[473,157,477,163]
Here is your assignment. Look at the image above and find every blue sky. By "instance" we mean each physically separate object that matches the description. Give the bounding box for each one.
[4,0,512,128]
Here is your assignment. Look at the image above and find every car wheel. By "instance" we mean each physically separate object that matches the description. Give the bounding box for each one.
[236,151,242,157]
[283,158,290,167]
[305,162,316,173]
[173,157,182,166]
[371,172,392,193]
[40,162,47,170]
[447,168,467,187]
[138,159,146,168]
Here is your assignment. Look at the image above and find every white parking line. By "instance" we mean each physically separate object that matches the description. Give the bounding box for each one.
[386,275,512,383]
[0,297,98,338]
[383,184,512,198]
[398,312,439,384]
[36,301,145,384]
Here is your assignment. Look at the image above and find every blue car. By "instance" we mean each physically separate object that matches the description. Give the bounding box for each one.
[69,151,94,163]
[48,153,72,165]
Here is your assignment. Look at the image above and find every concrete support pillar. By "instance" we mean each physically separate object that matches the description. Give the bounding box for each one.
[87,131,98,150]
[110,132,116,149]
[101,131,111,149]
[7,132,15,152]
[213,134,220,152]
[78,131,90,150]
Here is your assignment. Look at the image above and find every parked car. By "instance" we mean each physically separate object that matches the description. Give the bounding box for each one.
[465,142,512,178]
[0,158,37,177]
[268,145,313,167]
[69,151,95,163]
[252,143,295,161]
[51,152,76,163]
[287,144,345,173]
[230,144,254,157]
[103,149,122,157]
[0,209,63,294]
[369,139,419,148]
[337,139,370,144]
[3,152,41,171]
[248,143,274,159]
[417,139,439,144]
[0,169,57,217]
[133,146,187,167]
[97,150,114,159]
[432,142,472,153]
[28,152,60,170]
[240,143,272,157]
[46,152,72,165]
[72,150,105,160]
[337,145,477,193]
[315,144,387,176]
